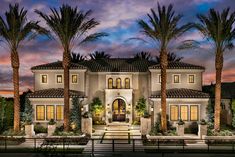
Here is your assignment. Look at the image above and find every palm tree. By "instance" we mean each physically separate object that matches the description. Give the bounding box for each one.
[89,51,111,60]
[134,51,152,61]
[70,52,86,63]
[195,8,235,131]
[0,4,46,132]
[36,5,107,131]
[156,52,184,63]
[138,3,192,131]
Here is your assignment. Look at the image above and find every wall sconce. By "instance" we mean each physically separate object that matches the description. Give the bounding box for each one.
[81,107,84,112]
[107,104,110,106]
[159,108,162,112]
[151,106,154,112]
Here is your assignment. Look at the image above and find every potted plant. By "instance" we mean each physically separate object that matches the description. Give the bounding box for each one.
[108,118,112,123]
[177,119,185,125]
[176,119,185,136]
[199,119,207,125]
[126,118,130,123]
[83,112,91,118]
[48,119,56,136]
[25,120,35,137]
[143,111,151,118]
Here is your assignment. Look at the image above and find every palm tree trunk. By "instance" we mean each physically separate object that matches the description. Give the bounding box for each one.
[63,48,71,132]
[214,51,223,131]
[160,49,168,132]
[11,50,20,132]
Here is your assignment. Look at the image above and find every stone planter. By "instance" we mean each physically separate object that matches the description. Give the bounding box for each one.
[47,124,56,136]
[82,117,92,135]
[198,124,207,139]
[140,117,151,135]
[25,124,35,137]
[176,124,184,136]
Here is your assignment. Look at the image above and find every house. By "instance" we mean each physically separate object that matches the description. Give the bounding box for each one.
[203,82,235,126]
[28,58,210,127]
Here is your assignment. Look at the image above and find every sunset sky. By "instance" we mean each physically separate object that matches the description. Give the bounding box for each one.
[0,0,235,97]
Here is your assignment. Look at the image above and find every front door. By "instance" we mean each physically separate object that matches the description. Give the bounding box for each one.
[112,99,126,121]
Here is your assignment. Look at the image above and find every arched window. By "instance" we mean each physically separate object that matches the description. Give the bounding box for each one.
[116,78,121,89]
[108,78,113,89]
[125,78,130,89]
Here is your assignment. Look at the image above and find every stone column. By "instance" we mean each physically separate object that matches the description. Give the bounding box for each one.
[48,125,56,136]
[140,117,151,135]
[176,124,184,136]
[25,124,35,137]
[82,117,92,135]
[198,124,207,139]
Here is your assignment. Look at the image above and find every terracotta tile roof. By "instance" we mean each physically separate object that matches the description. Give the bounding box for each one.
[150,88,210,98]
[28,88,86,98]
[149,62,205,70]
[79,58,156,72]
[31,61,87,70]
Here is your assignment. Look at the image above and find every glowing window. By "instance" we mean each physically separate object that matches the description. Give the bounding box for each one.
[173,75,180,83]
[180,105,188,121]
[41,75,47,83]
[46,105,54,120]
[158,75,161,83]
[108,78,113,89]
[125,78,130,89]
[57,75,63,83]
[72,75,78,83]
[116,78,121,89]
[170,105,178,121]
[188,75,195,83]
[190,105,198,121]
[56,105,64,120]
[36,105,45,120]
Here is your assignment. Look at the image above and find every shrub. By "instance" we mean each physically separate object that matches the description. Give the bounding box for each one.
[34,123,47,133]
[132,120,140,125]
[53,125,82,136]
[82,112,91,118]
[135,97,147,116]
[93,120,106,125]
[207,129,233,136]
[70,97,81,130]
[48,119,56,125]
[177,119,185,125]
[2,129,25,136]
[21,97,33,125]
[90,97,104,117]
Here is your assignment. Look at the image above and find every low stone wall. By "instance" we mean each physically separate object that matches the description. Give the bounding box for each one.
[82,118,92,135]
[140,117,151,135]
[146,134,200,140]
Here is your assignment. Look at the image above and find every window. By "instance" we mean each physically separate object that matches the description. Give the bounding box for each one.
[180,106,188,121]
[173,75,180,83]
[56,75,63,83]
[188,75,195,83]
[56,105,64,120]
[158,74,161,83]
[190,105,198,121]
[116,78,121,89]
[36,105,45,120]
[125,78,130,89]
[41,75,47,84]
[46,105,54,120]
[108,78,113,89]
[72,75,78,84]
[170,105,178,121]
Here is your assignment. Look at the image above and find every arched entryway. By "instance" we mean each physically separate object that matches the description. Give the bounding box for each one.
[112,98,126,121]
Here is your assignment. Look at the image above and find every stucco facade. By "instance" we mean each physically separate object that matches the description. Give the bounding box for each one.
[28,59,209,126]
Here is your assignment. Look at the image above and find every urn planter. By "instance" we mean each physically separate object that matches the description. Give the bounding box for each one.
[82,117,92,136]
[25,124,35,137]
[140,117,151,135]
[48,124,56,136]
[176,124,184,136]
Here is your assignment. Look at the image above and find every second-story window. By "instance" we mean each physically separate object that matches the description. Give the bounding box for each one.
[108,78,113,89]
[158,74,161,83]
[173,75,180,83]
[56,75,63,83]
[72,75,78,84]
[188,75,195,83]
[116,78,121,89]
[41,75,48,84]
[125,78,130,89]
